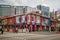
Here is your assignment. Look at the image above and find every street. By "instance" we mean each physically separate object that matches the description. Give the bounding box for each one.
[0,0,60,40]
[0,32,60,40]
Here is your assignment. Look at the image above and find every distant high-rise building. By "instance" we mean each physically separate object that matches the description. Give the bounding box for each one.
[55,11,60,19]
[16,6,36,14]
[0,5,15,16]
[25,6,36,13]
[57,8,60,12]
[50,9,55,19]
[15,6,24,15]
[37,5,50,17]
[0,5,36,16]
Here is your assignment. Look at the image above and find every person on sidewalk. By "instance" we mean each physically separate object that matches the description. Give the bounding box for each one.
[15,27,18,33]
[58,26,60,32]
[1,27,4,34]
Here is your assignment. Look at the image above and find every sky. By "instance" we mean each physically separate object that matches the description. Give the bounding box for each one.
[0,0,60,11]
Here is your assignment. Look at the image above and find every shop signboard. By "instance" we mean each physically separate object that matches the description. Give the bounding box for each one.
[2,19,7,25]
[36,16,40,25]
[7,17,16,25]
[16,16,20,24]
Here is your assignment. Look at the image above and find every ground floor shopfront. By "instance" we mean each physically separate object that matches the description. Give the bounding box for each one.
[1,24,52,32]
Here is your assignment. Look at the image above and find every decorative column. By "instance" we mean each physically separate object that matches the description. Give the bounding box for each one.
[20,16,22,29]
[30,15,32,32]
[25,16,28,31]
[34,15,36,31]
[40,17,42,31]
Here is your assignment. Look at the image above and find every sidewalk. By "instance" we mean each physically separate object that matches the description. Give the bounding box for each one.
[0,32,50,39]
[0,32,60,40]
[0,31,57,35]
[28,31,57,35]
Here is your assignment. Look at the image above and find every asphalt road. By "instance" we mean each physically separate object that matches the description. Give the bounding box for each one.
[0,32,60,40]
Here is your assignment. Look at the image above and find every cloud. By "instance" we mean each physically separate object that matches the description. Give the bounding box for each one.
[0,0,41,6]
[0,0,15,5]
[0,0,60,10]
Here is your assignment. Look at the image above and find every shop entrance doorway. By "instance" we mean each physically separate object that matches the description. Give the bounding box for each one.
[36,25,40,31]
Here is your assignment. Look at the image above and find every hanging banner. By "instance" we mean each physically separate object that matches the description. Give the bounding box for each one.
[42,18,51,26]
[36,16,40,25]
[2,19,7,25]
[7,17,16,25]
[47,18,51,26]
[21,16,25,23]
[27,15,30,24]
[16,16,20,24]
[42,18,45,26]
[31,15,35,25]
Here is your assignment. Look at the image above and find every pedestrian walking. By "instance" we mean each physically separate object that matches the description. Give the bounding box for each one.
[1,27,4,34]
[15,27,18,33]
[58,26,60,32]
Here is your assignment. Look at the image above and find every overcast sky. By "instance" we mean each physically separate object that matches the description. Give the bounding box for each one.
[0,0,60,11]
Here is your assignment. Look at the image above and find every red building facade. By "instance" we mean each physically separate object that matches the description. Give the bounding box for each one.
[0,11,56,32]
